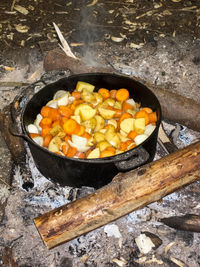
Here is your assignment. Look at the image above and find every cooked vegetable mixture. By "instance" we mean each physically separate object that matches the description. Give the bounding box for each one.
[27,81,157,159]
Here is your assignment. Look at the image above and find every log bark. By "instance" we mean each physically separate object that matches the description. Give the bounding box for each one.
[34,141,200,249]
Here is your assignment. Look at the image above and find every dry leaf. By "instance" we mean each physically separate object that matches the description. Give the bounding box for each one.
[171,0,182,2]
[14,24,29,33]
[14,5,29,15]
[146,255,163,265]
[170,256,185,267]
[165,241,176,254]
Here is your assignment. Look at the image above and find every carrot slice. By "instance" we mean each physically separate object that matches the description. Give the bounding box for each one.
[148,112,157,123]
[66,146,77,157]
[119,112,132,122]
[43,134,52,147]
[41,106,51,117]
[75,151,86,159]
[72,91,81,100]
[110,89,117,99]
[29,133,40,138]
[119,140,132,151]
[64,135,72,143]
[39,117,52,128]
[58,105,73,118]
[82,132,92,140]
[122,102,134,112]
[41,127,51,137]
[141,107,153,114]
[98,88,110,100]
[63,119,80,135]
[62,143,70,155]
[116,88,129,102]
[127,130,138,140]
[135,110,149,125]
[52,120,60,128]
[76,125,85,136]
[100,149,115,158]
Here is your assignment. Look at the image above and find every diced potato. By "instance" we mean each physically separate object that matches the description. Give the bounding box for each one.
[98,107,115,119]
[27,124,39,134]
[76,81,95,93]
[134,118,145,134]
[94,115,105,131]
[94,132,105,143]
[104,98,115,107]
[109,134,121,148]
[134,134,148,145]
[87,148,100,159]
[127,109,136,117]
[82,118,97,130]
[74,104,96,121]
[99,128,106,134]
[105,126,120,148]
[81,91,95,103]
[50,125,63,136]
[93,92,103,104]
[48,136,62,152]
[107,119,117,129]
[120,118,135,134]
[114,101,122,109]
[96,141,110,152]
[144,124,156,136]
[118,133,129,142]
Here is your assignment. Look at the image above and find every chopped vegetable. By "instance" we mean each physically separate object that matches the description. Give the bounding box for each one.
[27,81,158,158]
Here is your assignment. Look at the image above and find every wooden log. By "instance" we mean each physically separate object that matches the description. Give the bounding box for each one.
[160,214,200,233]
[34,141,200,249]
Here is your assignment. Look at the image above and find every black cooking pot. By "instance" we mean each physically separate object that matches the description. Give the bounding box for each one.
[19,73,162,188]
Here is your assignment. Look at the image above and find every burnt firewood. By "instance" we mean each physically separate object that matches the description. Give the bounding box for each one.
[160,214,200,233]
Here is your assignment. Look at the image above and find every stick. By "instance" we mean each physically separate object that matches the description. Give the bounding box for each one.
[34,141,200,249]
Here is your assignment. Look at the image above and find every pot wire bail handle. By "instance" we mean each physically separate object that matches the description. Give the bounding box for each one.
[114,146,149,171]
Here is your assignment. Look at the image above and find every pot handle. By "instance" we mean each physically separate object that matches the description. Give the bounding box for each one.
[114,146,150,171]
[9,124,29,141]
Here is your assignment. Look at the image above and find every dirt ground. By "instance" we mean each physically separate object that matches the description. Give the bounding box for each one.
[0,0,200,266]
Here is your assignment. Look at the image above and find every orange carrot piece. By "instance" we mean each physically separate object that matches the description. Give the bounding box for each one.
[98,88,110,100]
[119,112,132,122]
[41,127,51,137]
[66,146,77,158]
[135,110,150,125]
[58,105,73,118]
[29,133,40,138]
[122,102,134,112]
[75,151,86,159]
[82,132,92,140]
[141,107,153,114]
[128,143,136,150]
[116,88,129,102]
[106,146,116,153]
[39,117,52,128]
[72,91,81,100]
[41,106,51,117]
[127,130,138,140]
[110,89,117,99]
[119,140,132,151]
[63,119,79,135]
[64,135,72,143]
[49,108,60,121]
[52,120,60,128]
[100,149,115,158]
[76,125,85,136]
[148,112,157,123]
[62,143,70,155]
[43,134,52,147]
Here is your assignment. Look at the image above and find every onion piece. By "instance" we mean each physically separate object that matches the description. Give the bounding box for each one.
[134,134,148,145]
[126,98,136,108]
[57,94,69,106]
[144,124,156,136]
[32,136,43,146]
[68,135,90,152]
[53,90,67,100]
[27,124,39,134]
[46,100,58,109]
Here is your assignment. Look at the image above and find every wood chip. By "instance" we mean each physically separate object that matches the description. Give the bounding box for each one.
[4,66,15,71]
[14,5,29,15]
[129,42,144,49]
[145,255,163,265]
[111,36,124,42]
[112,257,127,267]
[87,0,98,7]
[14,24,29,33]
[170,256,185,267]
[164,241,176,254]
[171,0,182,2]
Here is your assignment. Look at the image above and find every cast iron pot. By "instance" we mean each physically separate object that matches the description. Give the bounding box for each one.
[19,73,162,188]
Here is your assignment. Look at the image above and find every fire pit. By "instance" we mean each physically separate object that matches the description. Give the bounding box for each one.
[0,70,200,266]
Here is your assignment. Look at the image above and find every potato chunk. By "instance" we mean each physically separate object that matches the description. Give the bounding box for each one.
[134,118,145,134]
[120,118,135,134]
[75,81,95,93]
[74,104,96,121]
